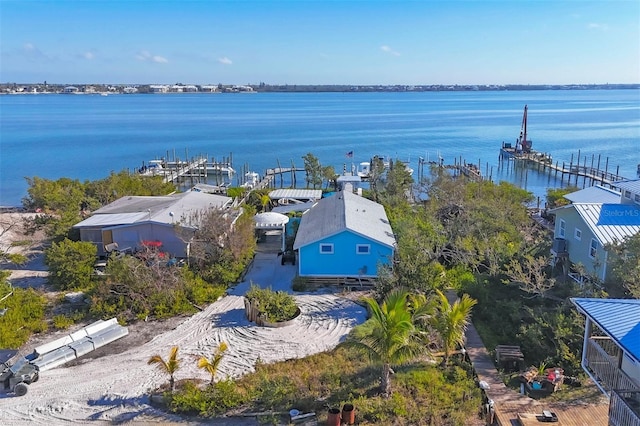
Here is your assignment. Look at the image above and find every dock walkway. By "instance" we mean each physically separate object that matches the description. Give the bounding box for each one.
[447,291,610,425]
[140,156,209,185]
[500,146,626,188]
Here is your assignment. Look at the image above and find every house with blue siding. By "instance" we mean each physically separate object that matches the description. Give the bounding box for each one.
[572,298,640,425]
[550,181,640,283]
[293,190,395,278]
[73,191,233,258]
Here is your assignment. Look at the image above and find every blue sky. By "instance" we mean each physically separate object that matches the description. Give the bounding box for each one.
[1,0,638,85]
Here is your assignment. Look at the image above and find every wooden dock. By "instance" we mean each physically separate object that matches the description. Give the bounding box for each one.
[140,155,209,185]
[417,156,488,183]
[500,145,626,188]
[265,160,306,188]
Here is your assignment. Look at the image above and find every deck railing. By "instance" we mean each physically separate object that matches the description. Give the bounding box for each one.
[609,390,640,426]
[585,338,639,394]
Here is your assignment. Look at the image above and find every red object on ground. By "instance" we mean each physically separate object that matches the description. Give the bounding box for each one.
[141,240,162,248]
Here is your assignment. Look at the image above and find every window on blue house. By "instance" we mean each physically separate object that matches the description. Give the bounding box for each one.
[319,243,334,254]
[356,244,370,254]
[558,219,566,238]
[589,239,598,259]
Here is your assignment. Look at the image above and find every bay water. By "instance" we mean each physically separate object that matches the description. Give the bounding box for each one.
[1,89,638,207]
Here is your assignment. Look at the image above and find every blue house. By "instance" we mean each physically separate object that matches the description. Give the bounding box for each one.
[293,190,396,279]
[550,182,640,284]
[572,298,640,426]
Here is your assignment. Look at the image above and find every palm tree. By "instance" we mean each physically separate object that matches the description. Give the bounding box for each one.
[432,290,477,365]
[197,342,228,385]
[148,346,181,392]
[346,288,424,397]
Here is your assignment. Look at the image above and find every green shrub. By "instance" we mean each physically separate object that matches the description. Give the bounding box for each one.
[207,379,248,413]
[183,269,225,305]
[5,253,28,265]
[169,381,208,416]
[253,375,297,409]
[52,313,80,330]
[169,380,247,417]
[0,283,47,348]
[88,256,225,321]
[45,238,97,290]
[245,284,298,323]
[292,276,310,292]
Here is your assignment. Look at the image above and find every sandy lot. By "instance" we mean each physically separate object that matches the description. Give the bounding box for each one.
[0,216,368,424]
[0,212,49,288]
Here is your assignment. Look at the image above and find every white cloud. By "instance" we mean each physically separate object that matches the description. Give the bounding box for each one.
[22,42,48,60]
[136,50,167,63]
[587,23,608,31]
[83,51,95,60]
[218,56,232,65]
[380,45,400,56]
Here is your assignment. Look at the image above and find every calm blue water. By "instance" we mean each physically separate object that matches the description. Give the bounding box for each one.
[1,90,639,207]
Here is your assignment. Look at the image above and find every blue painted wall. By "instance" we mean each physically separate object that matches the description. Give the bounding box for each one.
[297,230,393,277]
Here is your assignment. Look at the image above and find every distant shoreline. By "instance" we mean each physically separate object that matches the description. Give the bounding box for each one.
[2,83,639,95]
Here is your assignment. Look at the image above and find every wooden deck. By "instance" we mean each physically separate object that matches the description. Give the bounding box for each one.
[514,405,609,425]
[448,291,611,425]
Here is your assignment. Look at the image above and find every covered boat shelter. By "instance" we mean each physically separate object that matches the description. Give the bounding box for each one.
[268,189,322,206]
[253,212,289,252]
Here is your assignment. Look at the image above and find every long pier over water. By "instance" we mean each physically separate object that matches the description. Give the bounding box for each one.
[500,144,627,188]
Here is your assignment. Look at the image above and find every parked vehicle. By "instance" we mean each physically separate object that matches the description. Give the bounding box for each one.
[279,249,296,265]
[0,350,39,396]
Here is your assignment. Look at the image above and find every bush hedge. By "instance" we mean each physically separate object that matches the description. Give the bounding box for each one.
[245,284,298,323]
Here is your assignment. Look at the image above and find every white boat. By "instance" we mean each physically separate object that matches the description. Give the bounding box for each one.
[240,171,260,189]
[357,162,371,178]
[206,164,235,177]
[357,157,413,179]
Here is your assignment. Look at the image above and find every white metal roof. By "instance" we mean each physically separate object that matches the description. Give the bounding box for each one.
[337,175,362,183]
[572,298,640,363]
[564,185,620,204]
[73,212,148,227]
[613,179,640,194]
[573,203,640,245]
[74,191,232,228]
[268,189,322,201]
[293,190,395,249]
[253,212,289,229]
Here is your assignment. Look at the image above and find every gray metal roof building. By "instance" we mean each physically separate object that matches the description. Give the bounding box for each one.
[293,190,395,250]
[564,185,621,204]
[74,191,232,228]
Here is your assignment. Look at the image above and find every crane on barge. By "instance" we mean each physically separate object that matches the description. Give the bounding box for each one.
[516,104,532,154]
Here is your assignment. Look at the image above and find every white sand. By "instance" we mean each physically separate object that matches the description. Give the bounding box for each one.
[0,221,368,424]
[0,212,49,288]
